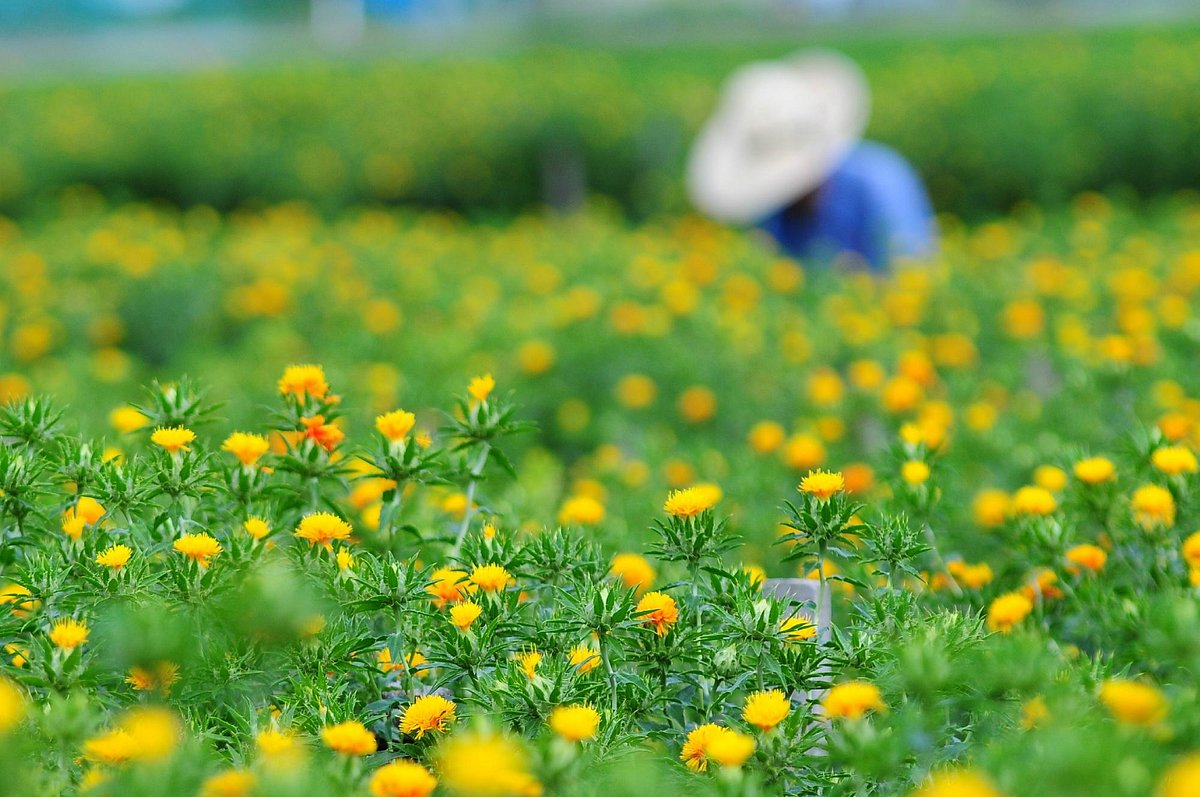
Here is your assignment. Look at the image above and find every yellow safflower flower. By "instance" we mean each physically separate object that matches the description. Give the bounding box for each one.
[799,469,844,501]
[221,432,269,466]
[278,364,329,399]
[1074,456,1116,484]
[1152,446,1199,476]
[1099,679,1167,726]
[450,601,482,632]
[321,720,377,756]
[400,695,456,739]
[369,761,437,797]
[295,512,353,547]
[635,591,678,636]
[986,592,1033,633]
[823,681,886,719]
[375,409,416,443]
[470,563,513,592]
[96,544,132,570]
[1132,484,1176,528]
[742,689,790,732]
[1011,485,1056,516]
[151,426,195,454]
[49,617,90,650]
[911,770,1005,797]
[174,532,222,567]
[610,553,655,593]
[549,704,600,742]
[663,486,719,518]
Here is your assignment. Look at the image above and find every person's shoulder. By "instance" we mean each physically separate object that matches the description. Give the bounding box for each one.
[840,141,915,175]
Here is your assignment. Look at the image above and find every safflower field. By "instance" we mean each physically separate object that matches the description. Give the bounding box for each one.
[4,20,1200,797]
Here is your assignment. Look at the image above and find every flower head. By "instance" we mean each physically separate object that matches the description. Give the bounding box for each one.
[1074,456,1116,484]
[468,374,495,402]
[400,695,456,739]
[610,553,655,593]
[110,406,149,433]
[973,489,1011,527]
[742,689,790,732]
[370,760,437,797]
[174,532,222,567]
[126,661,179,695]
[295,512,353,548]
[781,616,816,642]
[1100,679,1167,726]
[706,729,756,768]
[450,601,482,632]
[201,770,256,797]
[901,460,931,486]
[663,485,719,518]
[515,649,542,680]
[799,470,845,501]
[321,720,377,756]
[222,432,270,467]
[1152,446,1199,476]
[1012,485,1056,516]
[636,591,679,636]
[1066,543,1107,573]
[1132,484,1176,527]
[243,517,271,540]
[96,544,132,570]
[912,769,1005,797]
[987,591,1033,633]
[557,494,606,525]
[151,426,195,455]
[550,704,600,742]
[278,364,329,399]
[822,681,886,720]
[49,617,90,650]
[376,410,416,443]
[256,728,303,763]
[470,563,513,593]
[427,567,472,606]
[435,729,539,797]
[0,584,38,618]
[300,414,344,451]
[1159,754,1200,797]
[0,677,27,734]
[568,645,600,674]
[680,724,726,772]
[1183,531,1200,569]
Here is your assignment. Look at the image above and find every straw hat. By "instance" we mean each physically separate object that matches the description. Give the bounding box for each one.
[686,51,870,225]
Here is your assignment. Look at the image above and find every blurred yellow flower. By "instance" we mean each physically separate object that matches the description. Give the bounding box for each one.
[1074,456,1116,484]
[321,720,376,756]
[822,681,886,719]
[986,592,1033,633]
[1099,679,1167,726]
[370,761,437,797]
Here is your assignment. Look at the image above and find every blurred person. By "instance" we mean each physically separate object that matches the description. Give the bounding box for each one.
[687,51,935,272]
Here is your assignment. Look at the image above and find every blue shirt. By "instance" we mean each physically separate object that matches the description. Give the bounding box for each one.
[759,141,935,272]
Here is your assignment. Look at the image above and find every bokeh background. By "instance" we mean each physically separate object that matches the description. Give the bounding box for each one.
[3,0,1200,559]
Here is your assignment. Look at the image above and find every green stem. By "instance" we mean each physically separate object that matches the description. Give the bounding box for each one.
[453,444,491,554]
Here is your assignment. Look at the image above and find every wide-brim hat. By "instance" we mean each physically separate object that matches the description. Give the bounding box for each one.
[686,50,870,225]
